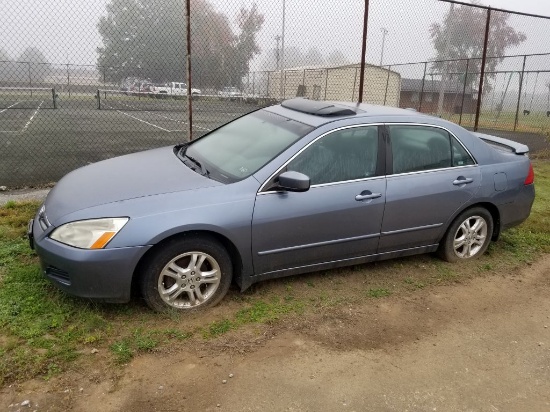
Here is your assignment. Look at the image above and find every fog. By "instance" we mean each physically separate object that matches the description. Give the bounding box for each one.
[0,0,548,70]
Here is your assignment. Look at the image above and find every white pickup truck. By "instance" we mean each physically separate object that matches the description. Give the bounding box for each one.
[151,82,202,97]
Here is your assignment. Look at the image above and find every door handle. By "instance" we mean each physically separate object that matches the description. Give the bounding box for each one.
[453,177,474,185]
[355,191,382,201]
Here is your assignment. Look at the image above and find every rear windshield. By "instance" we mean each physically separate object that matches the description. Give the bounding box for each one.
[183,110,313,183]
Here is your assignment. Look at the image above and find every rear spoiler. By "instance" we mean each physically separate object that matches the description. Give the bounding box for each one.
[473,133,529,155]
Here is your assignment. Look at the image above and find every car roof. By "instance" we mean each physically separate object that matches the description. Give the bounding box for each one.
[264,98,431,127]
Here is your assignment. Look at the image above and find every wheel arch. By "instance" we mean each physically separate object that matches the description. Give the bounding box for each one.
[132,230,244,296]
[443,202,501,242]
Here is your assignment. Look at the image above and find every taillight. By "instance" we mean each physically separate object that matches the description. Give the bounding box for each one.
[524,162,534,185]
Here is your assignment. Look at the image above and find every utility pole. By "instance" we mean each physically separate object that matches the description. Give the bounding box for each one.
[380,27,388,66]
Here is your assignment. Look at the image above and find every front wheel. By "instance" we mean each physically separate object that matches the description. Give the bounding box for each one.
[438,207,493,263]
[140,236,233,311]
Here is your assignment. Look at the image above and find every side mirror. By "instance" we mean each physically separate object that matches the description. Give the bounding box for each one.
[277,171,310,192]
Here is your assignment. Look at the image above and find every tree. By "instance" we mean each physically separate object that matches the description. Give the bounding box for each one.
[17,47,51,84]
[326,50,349,67]
[303,48,325,67]
[430,3,526,91]
[226,3,264,87]
[0,49,13,83]
[97,0,263,88]
[0,49,10,62]
[260,46,330,72]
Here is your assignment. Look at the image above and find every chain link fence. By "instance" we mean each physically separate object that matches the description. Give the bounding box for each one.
[1,0,549,187]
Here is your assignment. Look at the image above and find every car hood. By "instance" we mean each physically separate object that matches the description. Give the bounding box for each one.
[44,146,222,224]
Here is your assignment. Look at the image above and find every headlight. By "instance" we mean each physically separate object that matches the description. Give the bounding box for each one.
[50,218,129,249]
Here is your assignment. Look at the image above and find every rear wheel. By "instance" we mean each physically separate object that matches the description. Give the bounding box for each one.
[438,207,493,263]
[140,236,232,311]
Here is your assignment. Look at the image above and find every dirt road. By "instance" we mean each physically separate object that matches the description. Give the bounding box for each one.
[3,255,550,411]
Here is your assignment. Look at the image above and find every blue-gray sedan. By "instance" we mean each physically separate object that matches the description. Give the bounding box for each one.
[29,99,535,311]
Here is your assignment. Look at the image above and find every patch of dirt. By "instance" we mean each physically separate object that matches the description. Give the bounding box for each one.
[2,255,550,411]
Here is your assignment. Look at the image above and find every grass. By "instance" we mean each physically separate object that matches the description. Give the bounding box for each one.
[367,288,392,298]
[0,160,549,385]
[445,111,550,135]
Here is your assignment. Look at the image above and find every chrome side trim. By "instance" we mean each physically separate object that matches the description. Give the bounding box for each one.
[381,223,443,236]
[385,122,478,164]
[386,164,478,179]
[258,244,439,277]
[258,123,383,193]
[258,121,479,194]
[257,175,385,196]
[257,233,380,256]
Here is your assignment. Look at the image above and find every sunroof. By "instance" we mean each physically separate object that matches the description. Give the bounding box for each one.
[281,98,357,117]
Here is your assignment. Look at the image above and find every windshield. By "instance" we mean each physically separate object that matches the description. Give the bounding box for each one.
[182,110,313,183]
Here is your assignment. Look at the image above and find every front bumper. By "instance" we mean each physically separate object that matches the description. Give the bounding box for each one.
[30,218,151,303]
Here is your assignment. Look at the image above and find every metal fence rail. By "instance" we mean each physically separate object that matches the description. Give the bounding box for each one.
[0,0,549,187]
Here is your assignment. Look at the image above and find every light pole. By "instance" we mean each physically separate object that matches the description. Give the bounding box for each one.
[279,0,286,100]
[380,27,388,66]
[275,35,281,71]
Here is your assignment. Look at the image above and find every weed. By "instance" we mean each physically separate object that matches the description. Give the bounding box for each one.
[367,288,391,298]
[163,329,193,341]
[404,277,425,289]
[110,340,133,364]
[133,329,158,352]
[204,319,233,338]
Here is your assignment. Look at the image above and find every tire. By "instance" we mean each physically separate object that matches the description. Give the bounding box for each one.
[438,207,493,263]
[140,236,233,312]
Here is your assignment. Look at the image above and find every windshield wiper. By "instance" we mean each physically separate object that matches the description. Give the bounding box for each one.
[184,152,210,178]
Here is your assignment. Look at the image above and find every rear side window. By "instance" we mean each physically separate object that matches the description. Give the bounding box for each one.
[451,138,475,166]
[390,125,474,174]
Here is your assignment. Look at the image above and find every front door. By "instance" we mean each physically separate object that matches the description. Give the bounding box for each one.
[252,125,386,276]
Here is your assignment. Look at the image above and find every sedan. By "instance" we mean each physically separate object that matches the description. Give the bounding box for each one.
[29,99,535,311]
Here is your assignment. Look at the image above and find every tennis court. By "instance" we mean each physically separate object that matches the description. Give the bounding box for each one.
[1,87,548,188]
[0,88,261,187]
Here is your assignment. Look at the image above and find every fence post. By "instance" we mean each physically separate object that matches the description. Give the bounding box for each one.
[283,70,287,99]
[352,67,358,101]
[474,7,492,132]
[252,72,255,96]
[514,55,527,131]
[459,59,470,125]
[324,68,329,100]
[96,89,101,110]
[358,0,370,103]
[52,88,57,109]
[185,0,193,140]
[67,63,71,98]
[383,65,392,105]
[419,62,427,112]
[28,62,32,97]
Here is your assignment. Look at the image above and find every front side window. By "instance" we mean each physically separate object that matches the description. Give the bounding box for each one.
[287,126,379,185]
[182,110,313,183]
[390,125,474,174]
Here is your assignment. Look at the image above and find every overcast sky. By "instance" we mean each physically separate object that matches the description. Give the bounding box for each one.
[0,0,548,72]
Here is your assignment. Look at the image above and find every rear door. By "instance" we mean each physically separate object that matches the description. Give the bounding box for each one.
[252,125,386,276]
[379,124,481,253]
